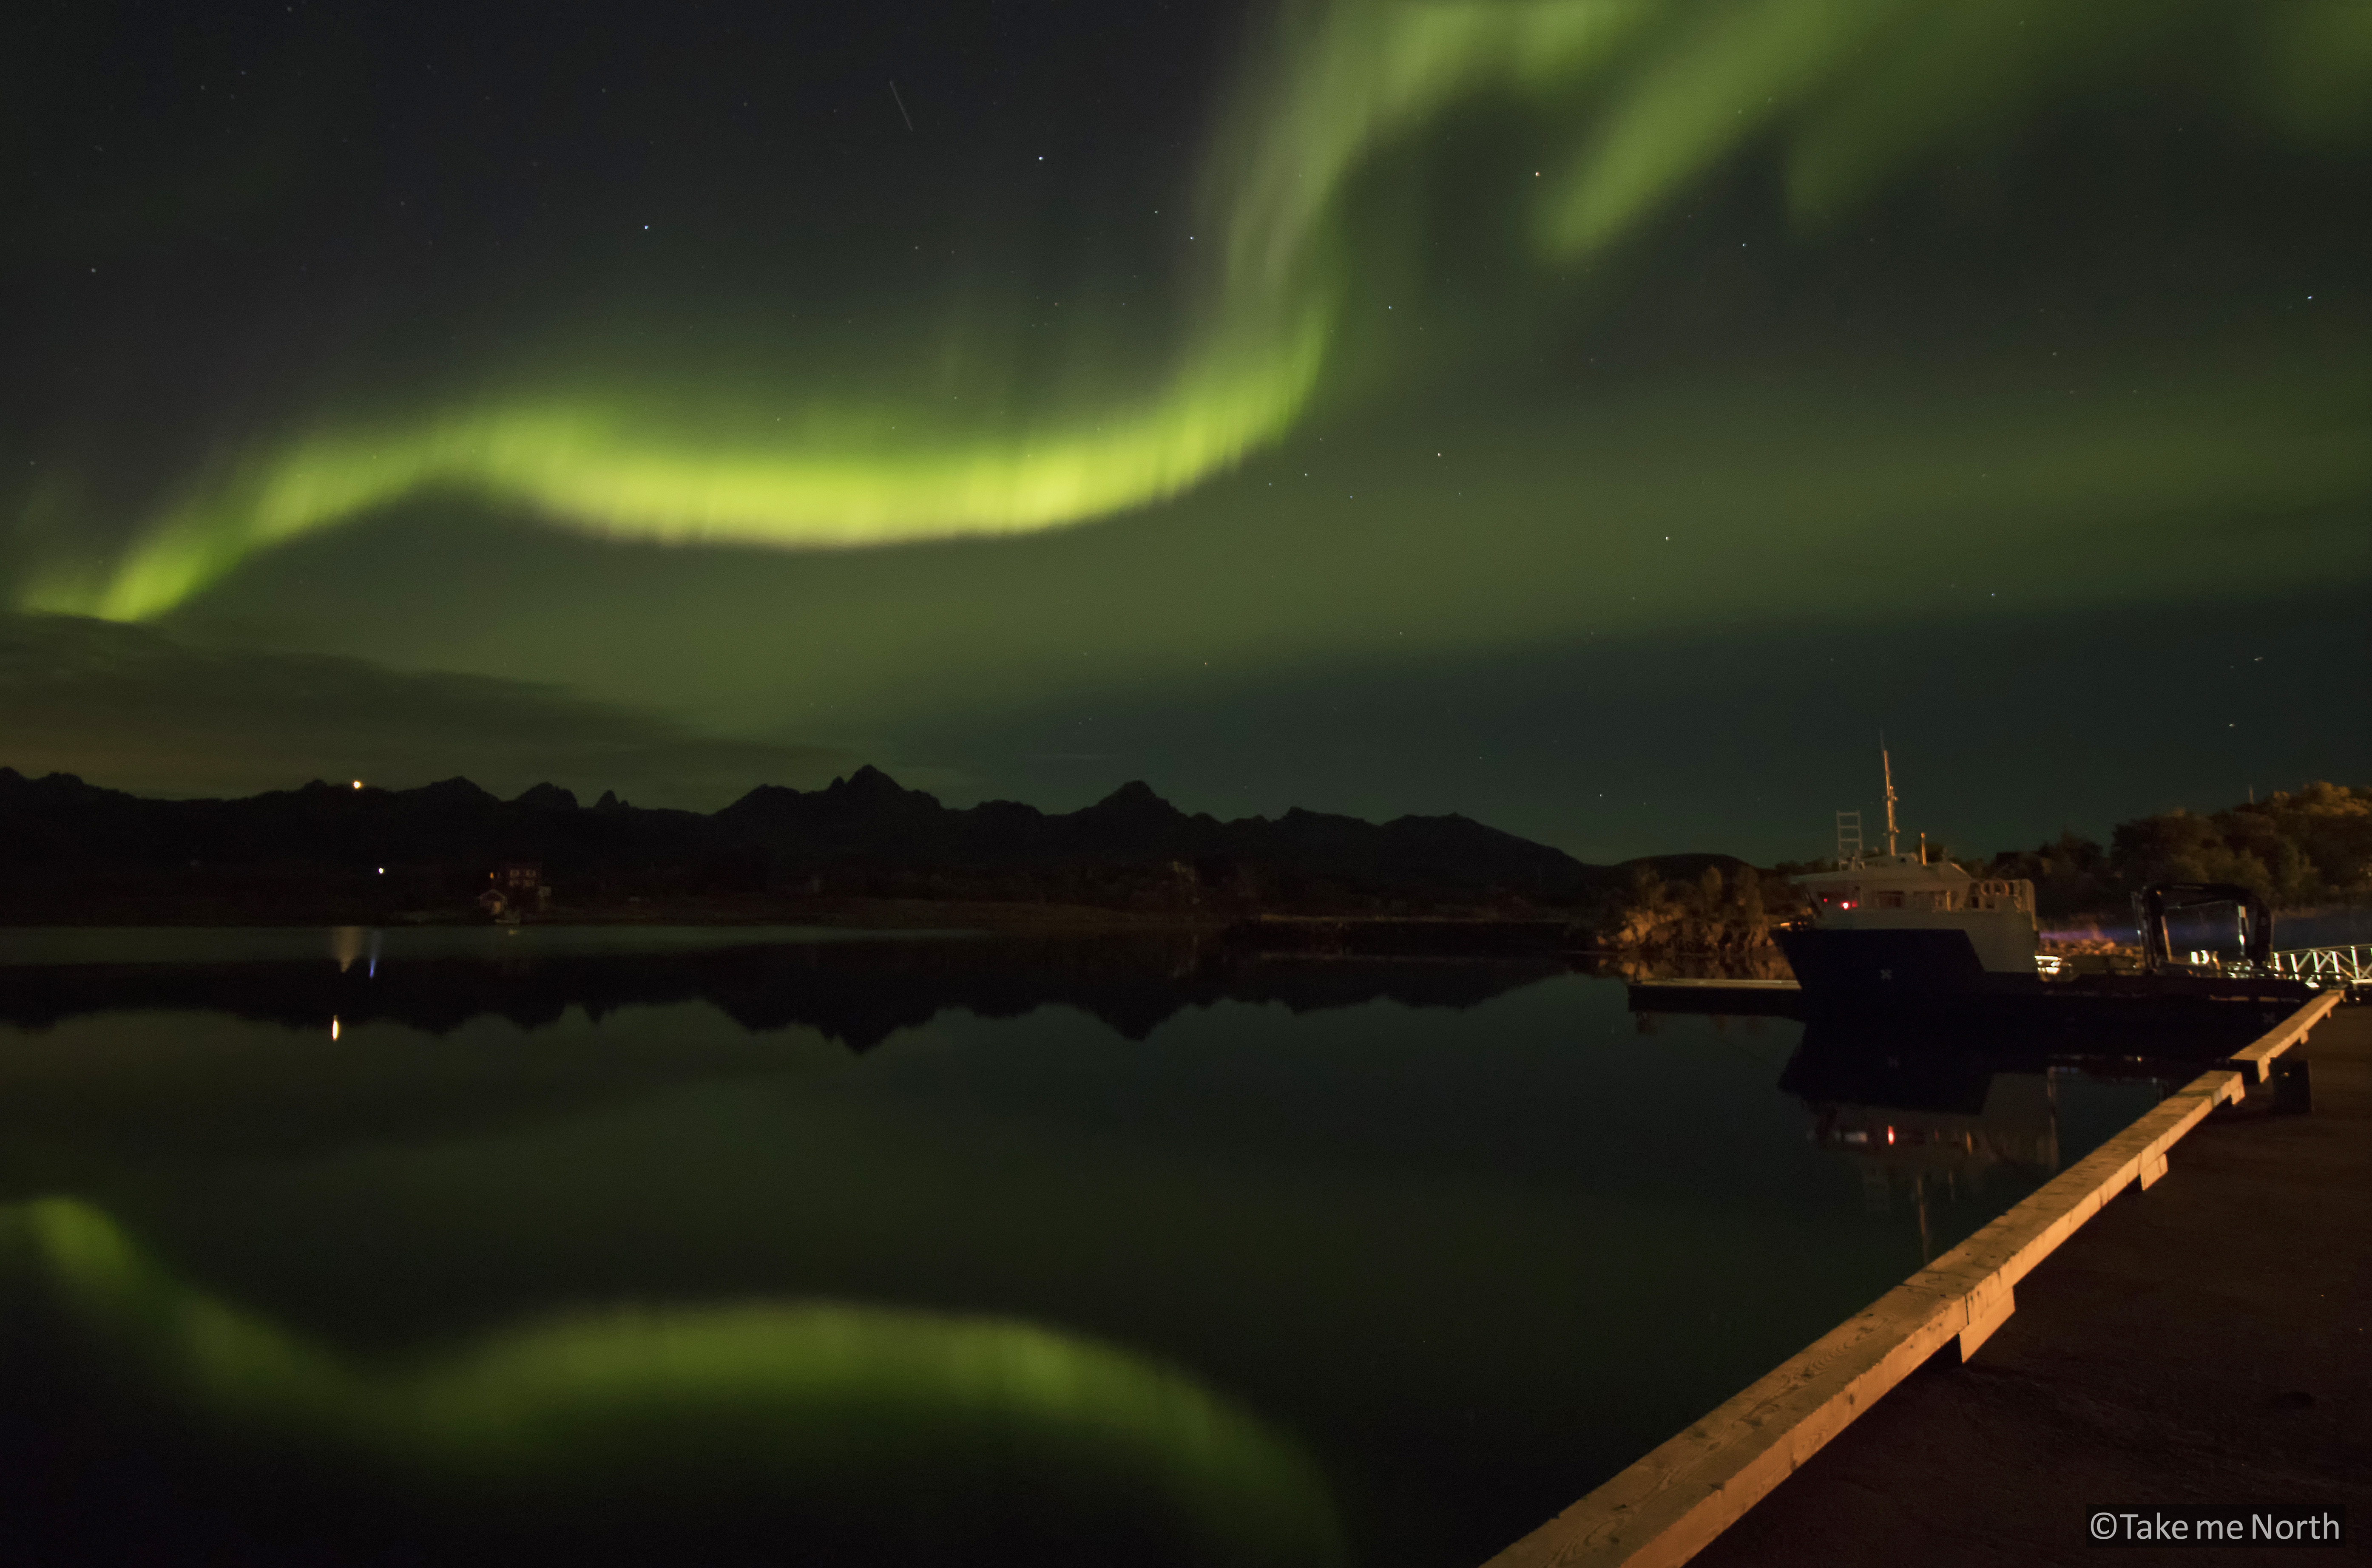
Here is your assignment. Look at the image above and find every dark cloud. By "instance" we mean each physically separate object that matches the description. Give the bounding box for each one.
[0,615,858,807]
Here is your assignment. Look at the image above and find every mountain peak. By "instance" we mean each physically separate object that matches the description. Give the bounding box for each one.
[1092,780,1172,814]
[720,783,801,816]
[831,764,904,798]
[407,777,500,808]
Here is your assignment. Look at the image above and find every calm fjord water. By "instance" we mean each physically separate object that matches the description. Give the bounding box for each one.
[0,929,2161,1568]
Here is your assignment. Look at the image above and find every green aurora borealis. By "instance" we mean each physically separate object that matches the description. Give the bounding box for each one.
[6,0,2369,853]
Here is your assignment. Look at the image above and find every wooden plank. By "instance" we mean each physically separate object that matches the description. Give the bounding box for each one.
[1485,1287,1968,1568]
[1478,1024,2292,1568]
[2229,988,2342,1081]
[1629,979,1802,992]
[1955,1281,2014,1362]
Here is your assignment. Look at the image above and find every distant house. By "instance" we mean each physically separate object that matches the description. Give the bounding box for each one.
[478,862,552,921]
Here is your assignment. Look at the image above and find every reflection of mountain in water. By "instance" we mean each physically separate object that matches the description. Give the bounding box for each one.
[0,940,1567,1185]
[0,936,1564,1049]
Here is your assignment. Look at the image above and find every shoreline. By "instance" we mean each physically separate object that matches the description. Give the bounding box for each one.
[0,905,1815,972]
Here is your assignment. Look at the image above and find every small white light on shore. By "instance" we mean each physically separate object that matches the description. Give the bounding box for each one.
[351,780,363,790]
[330,1017,341,1041]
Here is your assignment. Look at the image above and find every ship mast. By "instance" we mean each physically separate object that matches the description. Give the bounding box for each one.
[1881,742,1900,858]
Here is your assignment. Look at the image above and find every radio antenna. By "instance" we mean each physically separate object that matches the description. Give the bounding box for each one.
[1881,739,1900,859]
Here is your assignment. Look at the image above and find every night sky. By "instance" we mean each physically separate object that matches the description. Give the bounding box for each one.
[6,0,2368,863]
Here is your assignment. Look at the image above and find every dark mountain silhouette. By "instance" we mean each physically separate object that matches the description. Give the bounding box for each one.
[0,763,1636,919]
[711,765,1599,888]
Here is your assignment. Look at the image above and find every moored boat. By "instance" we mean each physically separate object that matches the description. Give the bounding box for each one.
[1775,749,2049,1001]
[1774,751,2312,1019]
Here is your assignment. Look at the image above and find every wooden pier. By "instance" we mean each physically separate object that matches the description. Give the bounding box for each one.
[1483,991,2349,1568]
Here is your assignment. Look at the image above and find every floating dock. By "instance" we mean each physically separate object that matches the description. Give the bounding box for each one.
[1626,978,1804,1016]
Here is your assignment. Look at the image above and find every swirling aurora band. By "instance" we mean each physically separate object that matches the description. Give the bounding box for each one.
[58,326,1331,623]
[28,0,2372,623]
[4,1197,1344,1559]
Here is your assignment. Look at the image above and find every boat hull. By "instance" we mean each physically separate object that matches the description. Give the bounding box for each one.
[1774,925,2038,999]
[1769,924,2315,1032]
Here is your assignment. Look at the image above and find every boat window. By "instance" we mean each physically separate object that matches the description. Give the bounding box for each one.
[1876,891,1905,909]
